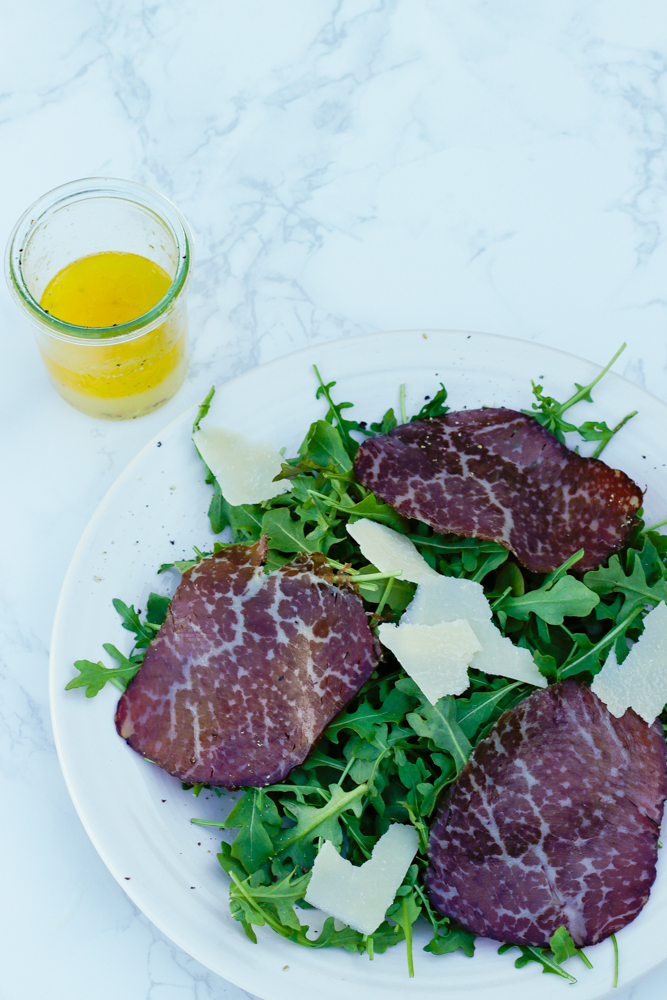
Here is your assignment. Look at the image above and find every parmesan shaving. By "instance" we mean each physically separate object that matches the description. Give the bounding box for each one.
[378,620,481,702]
[304,824,419,935]
[346,520,438,584]
[591,602,667,724]
[402,575,546,688]
[469,618,547,688]
[402,574,492,625]
[193,427,290,506]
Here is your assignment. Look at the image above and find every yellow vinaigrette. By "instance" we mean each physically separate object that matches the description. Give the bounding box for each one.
[38,251,188,419]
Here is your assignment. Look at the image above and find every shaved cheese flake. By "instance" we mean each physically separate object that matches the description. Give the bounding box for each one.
[378,620,481,703]
[592,602,667,724]
[304,824,419,935]
[193,427,290,506]
[346,520,437,584]
[402,574,492,625]
[470,619,547,688]
[402,575,546,688]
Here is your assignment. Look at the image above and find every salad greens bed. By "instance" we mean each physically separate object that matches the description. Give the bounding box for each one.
[67,346,667,986]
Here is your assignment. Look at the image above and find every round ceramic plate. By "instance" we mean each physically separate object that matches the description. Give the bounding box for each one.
[51,330,667,1000]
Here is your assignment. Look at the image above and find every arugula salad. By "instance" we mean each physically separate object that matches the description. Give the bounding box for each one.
[67,344,667,987]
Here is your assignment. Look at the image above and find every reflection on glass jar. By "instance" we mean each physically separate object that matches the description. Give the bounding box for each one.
[5,178,193,420]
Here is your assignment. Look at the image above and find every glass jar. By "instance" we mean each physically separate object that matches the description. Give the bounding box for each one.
[5,177,193,419]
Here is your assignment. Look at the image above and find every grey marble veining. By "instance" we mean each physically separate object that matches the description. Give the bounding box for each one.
[2,1,667,998]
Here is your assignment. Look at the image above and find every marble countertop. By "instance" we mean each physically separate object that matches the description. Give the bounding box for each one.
[2,2,667,998]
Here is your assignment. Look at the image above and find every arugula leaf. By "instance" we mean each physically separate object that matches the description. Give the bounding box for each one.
[227,868,403,955]
[411,383,449,421]
[495,560,526,597]
[313,916,402,954]
[326,687,416,743]
[387,891,421,976]
[521,343,635,455]
[217,841,249,883]
[158,558,199,574]
[192,385,215,433]
[345,727,395,794]
[233,868,309,931]
[405,694,472,773]
[549,926,582,965]
[273,784,367,867]
[298,420,352,473]
[455,683,523,739]
[370,409,397,434]
[313,366,361,460]
[66,595,164,698]
[354,571,416,612]
[498,942,578,983]
[498,925,592,983]
[261,508,320,555]
[577,414,637,457]
[409,533,507,555]
[499,575,599,625]
[425,924,476,957]
[65,647,143,697]
[209,487,263,542]
[584,541,667,617]
[414,882,476,956]
[558,604,644,679]
[112,598,156,647]
[145,592,171,627]
[228,868,309,942]
[225,789,282,872]
[308,490,410,534]
[470,548,509,582]
[207,479,228,534]
[408,754,456,818]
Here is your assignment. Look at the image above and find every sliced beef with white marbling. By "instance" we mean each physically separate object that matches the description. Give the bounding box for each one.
[425,680,667,947]
[353,408,642,573]
[115,539,379,787]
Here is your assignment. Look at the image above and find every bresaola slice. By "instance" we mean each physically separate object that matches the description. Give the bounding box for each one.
[353,408,643,573]
[425,681,667,947]
[115,539,379,787]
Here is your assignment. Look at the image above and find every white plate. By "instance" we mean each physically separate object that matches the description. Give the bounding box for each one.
[51,330,667,1000]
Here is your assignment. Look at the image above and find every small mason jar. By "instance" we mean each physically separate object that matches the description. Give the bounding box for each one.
[5,177,193,419]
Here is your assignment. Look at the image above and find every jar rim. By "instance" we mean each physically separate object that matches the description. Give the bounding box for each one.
[4,177,193,344]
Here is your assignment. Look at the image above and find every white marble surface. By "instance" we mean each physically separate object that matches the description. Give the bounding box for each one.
[2,1,667,998]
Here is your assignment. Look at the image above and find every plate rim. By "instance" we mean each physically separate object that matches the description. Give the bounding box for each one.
[49,329,667,1000]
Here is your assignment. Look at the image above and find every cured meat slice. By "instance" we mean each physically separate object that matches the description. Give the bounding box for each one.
[115,539,379,787]
[353,408,642,573]
[425,680,667,947]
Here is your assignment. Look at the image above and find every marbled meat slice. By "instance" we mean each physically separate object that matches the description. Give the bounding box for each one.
[425,680,667,947]
[115,539,379,787]
[353,408,642,573]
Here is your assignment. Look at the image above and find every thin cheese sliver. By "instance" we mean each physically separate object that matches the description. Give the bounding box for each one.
[346,520,438,584]
[378,620,481,703]
[591,601,667,724]
[304,824,419,935]
[470,618,547,688]
[402,575,546,688]
[402,574,492,625]
[193,427,290,506]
